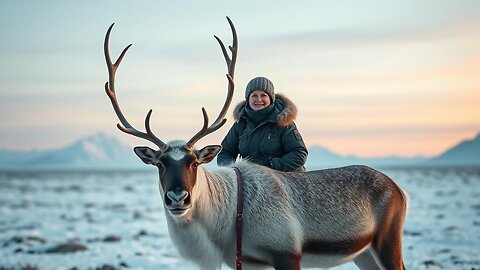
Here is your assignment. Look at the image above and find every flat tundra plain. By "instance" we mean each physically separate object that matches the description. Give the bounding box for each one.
[1,166,479,270]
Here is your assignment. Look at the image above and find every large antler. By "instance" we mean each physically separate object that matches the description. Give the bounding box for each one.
[185,16,238,148]
[104,23,169,152]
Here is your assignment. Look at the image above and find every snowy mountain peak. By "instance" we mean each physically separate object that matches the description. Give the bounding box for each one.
[0,132,142,170]
[1,131,479,170]
[428,132,480,165]
[70,132,131,160]
[81,132,113,145]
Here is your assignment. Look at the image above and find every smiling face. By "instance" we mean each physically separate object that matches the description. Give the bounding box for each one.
[248,90,271,111]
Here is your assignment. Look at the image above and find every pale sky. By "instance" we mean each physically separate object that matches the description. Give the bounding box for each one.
[1,0,479,157]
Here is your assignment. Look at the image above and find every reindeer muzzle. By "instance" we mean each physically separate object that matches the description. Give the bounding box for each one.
[165,190,191,214]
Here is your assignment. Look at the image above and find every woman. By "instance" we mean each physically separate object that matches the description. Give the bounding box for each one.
[217,76,308,172]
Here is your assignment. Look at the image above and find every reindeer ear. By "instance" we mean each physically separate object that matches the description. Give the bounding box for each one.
[133,146,157,165]
[198,145,222,164]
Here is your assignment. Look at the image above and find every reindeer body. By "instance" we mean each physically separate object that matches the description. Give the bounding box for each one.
[162,157,408,270]
[103,18,408,270]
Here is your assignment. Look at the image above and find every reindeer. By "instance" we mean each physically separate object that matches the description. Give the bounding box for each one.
[103,17,408,270]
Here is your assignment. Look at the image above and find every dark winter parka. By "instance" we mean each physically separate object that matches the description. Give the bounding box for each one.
[217,94,308,172]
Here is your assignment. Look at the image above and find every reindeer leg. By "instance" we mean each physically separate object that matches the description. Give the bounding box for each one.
[272,254,301,270]
[353,247,385,270]
[376,221,407,270]
[373,228,406,270]
[372,188,408,270]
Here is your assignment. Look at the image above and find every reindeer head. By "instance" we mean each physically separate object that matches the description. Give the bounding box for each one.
[133,142,221,218]
[103,18,237,219]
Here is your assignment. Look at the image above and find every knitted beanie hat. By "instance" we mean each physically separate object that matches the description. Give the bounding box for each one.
[245,77,275,103]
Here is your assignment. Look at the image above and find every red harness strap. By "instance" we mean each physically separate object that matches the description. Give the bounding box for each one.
[233,167,244,270]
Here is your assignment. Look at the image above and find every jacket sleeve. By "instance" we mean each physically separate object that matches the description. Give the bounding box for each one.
[217,122,240,166]
[270,123,308,171]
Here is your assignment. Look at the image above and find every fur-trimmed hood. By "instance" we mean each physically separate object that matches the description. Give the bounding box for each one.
[232,93,298,127]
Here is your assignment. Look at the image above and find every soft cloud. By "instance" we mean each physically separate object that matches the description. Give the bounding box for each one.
[1,1,479,157]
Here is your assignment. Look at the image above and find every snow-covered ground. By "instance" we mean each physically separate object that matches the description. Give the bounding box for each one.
[1,167,479,270]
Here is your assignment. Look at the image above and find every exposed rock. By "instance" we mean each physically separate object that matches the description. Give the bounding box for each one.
[93,264,120,270]
[103,235,121,243]
[20,265,38,270]
[9,236,47,245]
[45,242,88,253]
[403,230,423,237]
[422,259,443,268]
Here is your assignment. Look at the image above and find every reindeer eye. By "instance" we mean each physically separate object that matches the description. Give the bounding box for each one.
[192,162,200,168]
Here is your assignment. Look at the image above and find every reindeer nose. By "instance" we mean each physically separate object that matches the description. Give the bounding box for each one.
[165,190,190,209]
[167,190,188,203]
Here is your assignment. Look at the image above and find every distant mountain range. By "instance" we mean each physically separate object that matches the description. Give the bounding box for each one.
[0,132,479,171]
[0,133,142,171]
[307,132,480,169]
[427,132,480,166]
[305,146,428,169]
